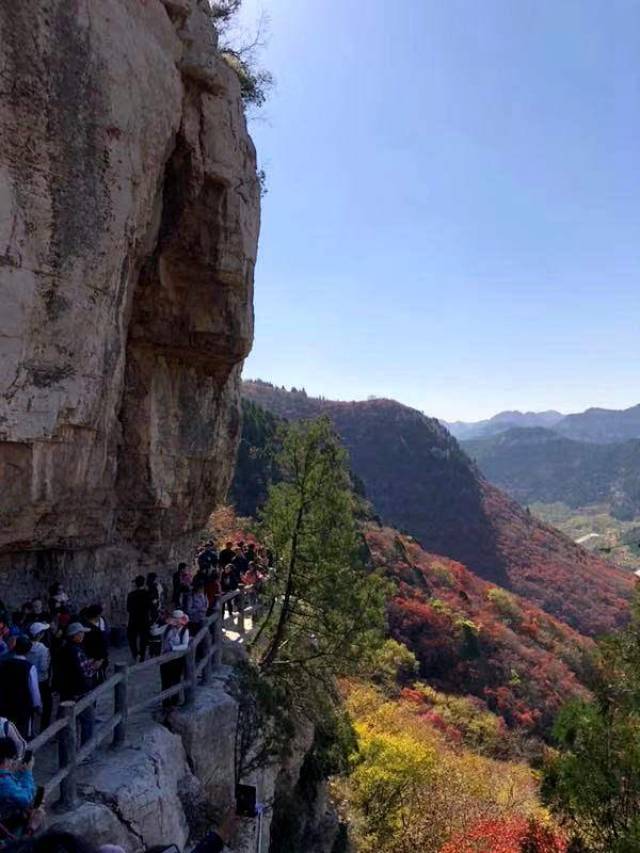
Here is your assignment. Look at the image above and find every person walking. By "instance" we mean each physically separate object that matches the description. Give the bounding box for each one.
[197,541,218,574]
[177,569,193,615]
[187,580,208,637]
[0,627,20,661]
[0,716,26,760]
[204,569,222,611]
[220,563,239,618]
[231,547,248,583]
[48,582,70,616]
[153,610,190,710]
[126,576,152,663]
[0,636,42,738]
[146,573,164,622]
[172,562,188,607]
[218,542,235,570]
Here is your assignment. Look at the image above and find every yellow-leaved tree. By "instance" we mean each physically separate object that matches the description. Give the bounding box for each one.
[334,684,551,853]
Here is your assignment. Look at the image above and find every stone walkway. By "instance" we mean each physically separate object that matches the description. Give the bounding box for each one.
[34,605,258,799]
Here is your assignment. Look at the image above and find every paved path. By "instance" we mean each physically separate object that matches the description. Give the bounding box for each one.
[34,605,258,797]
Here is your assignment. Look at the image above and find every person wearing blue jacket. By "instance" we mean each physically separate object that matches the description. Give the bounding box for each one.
[0,736,35,820]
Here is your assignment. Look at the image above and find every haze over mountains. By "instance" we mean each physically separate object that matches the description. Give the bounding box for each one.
[240,380,632,637]
[464,428,640,521]
[447,403,640,443]
[446,411,564,441]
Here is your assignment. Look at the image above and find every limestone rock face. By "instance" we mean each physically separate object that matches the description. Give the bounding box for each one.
[52,672,337,852]
[169,683,238,814]
[50,802,139,851]
[0,0,260,608]
[76,725,194,849]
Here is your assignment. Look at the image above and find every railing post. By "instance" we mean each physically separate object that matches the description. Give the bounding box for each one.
[213,602,223,666]
[184,644,197,706]
[237,590,246,635]
[58,701,78,809]
[113,663,129,748]
[201,629,213,684]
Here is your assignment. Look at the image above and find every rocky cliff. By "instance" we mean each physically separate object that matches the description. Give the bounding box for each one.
[0,0,260,609]
[49,664,337,853]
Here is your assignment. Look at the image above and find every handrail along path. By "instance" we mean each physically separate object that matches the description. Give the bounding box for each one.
[30,587,253,809]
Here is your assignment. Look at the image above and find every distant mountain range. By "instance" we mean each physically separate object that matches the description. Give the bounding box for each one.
[446,411,564,441]
[464,427,640,521]
[446,403,640,443]
[240,380,632,636]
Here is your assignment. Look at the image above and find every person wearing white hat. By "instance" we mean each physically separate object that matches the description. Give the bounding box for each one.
[27,622,51,732]
[153,610,190,710]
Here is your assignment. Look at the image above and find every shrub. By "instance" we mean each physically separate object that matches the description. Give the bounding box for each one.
[487,587,523,626]
[219,51,274,106]
[368,639,419,694]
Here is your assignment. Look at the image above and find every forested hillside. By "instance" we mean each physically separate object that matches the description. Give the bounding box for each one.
[447,410,564,441]
[448,402,640,444]
[229,391,635,852]
[464,427,640,520]
[555,403,640,443]
[229,399,282,516]
[365,525,593,737]
[242,381,632,636]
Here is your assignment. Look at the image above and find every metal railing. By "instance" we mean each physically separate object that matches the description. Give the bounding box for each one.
[30,588,254,810]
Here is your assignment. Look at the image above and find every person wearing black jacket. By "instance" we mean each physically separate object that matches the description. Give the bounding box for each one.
[126,576,152,662]
[220,563,238,618]
[218,543,235,570]
[231,548,248,586]
[53,624,97,744]
[197,542,218,573]
[0,636,41,738]
[82,605,109,682]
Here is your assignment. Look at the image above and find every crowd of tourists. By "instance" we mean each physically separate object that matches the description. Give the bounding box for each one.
[0,539,271,845]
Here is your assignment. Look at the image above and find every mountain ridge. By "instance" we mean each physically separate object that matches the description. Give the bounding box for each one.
[463,426,640,520]
[240,380,632,636]
[447,402,640,443]
[446,410,564,441]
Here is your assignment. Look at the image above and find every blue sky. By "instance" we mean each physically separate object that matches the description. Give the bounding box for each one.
[236,0,640,421]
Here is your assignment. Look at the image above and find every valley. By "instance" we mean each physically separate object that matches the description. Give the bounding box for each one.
[528,502,640,574]
[242,381,632,637]
[230,381,640,849]
[459,420,640,574]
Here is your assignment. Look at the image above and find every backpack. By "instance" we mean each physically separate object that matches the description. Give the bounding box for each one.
[0,717,26,760]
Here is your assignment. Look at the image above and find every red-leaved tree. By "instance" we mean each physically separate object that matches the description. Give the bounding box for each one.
[440,816,567,853]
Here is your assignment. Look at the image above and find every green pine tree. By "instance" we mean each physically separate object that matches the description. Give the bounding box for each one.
[543,589,640,852]
[253,417,387,711]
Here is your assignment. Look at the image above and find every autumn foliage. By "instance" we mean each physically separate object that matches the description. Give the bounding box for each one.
[481,482,632,636]
[334,683,560,853]
[365,525,595,735]
[242,380,632,637]
[440,816,567,853]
